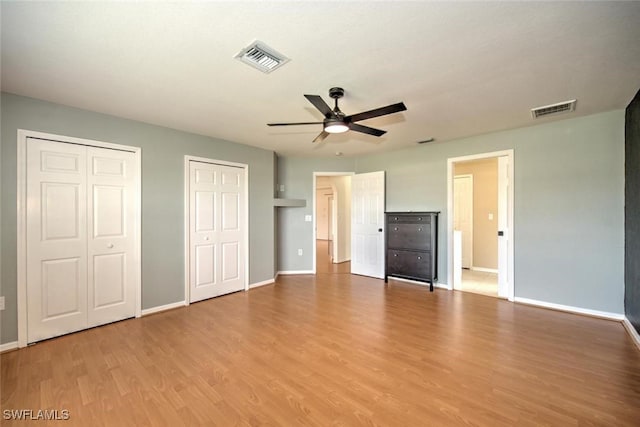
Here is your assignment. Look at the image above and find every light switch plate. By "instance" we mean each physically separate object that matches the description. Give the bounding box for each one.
[0,296,5,311]
[304,215,312,222]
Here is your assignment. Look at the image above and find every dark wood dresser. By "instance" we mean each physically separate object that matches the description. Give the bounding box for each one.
[385,212,439,291]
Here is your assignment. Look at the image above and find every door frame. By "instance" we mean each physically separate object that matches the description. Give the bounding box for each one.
[446,150,515,301]
[183,155,249,304]
[453,173,474,270]
[312,172,354,274]
[16,129,142,348]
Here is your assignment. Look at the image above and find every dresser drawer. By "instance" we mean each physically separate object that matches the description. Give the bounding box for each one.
[387,249,431,279]
[387,224,431,251]
[387,214,432,224]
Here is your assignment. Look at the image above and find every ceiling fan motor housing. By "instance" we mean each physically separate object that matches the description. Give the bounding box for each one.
[329,87,345,99]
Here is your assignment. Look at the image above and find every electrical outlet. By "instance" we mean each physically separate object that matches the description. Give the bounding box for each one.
[488,213,494,220]
[0,296,5,311]
[304,215,312,222]
[298,249,303,256]
[279,184,285,192]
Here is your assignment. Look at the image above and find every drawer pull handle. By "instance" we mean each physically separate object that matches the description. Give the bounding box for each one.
[394,227,398,231]
[417,256,422,260]
[394,217,398,220]
[394,254,398,257]
[418,227,422,231]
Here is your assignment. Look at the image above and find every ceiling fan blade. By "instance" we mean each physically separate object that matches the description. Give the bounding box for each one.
[267,122,323,126]
[349,123,387,137]
[313,131,329,143]
[346,102,407,123]
[304,95,333,118]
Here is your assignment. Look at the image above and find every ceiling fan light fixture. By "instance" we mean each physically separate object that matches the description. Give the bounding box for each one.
[324,120,349,134]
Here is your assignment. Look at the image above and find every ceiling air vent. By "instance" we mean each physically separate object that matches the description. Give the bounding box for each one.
[531,100,576,119]
[234,40,290,74]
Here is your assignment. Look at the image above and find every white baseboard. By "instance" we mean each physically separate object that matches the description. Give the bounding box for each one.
[276,270,314,275]
[514,297,624,321]
[471,266,498,274]
[250,278,275,289]
[141,300,187,316]
[622,317,640,350]
[0,341,18,353]
[386,276,449,290]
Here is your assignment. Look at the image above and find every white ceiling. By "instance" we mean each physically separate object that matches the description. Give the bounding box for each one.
[2,2,640,157]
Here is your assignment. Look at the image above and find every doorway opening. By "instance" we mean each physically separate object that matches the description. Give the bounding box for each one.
[313,173,353,274]
[447,150,514,300]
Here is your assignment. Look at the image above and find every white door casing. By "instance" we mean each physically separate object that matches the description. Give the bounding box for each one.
[453,174,473,269]
[351,171,385,279]
[311,172,353,274]
[447,150,514,301]
[19,131,141,346]
[188,160,246,303]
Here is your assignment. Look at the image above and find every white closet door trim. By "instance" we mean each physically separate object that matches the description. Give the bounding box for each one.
[183,155,249,306]
[17,129,142,348]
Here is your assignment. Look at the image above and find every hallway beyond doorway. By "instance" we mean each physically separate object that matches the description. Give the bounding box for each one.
[316,240,350,274]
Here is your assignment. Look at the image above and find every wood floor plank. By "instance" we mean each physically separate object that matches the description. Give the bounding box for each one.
[2,272,640,426]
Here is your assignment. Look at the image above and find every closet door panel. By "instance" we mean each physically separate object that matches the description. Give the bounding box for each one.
[87,148,137,327]
[26,139,88,343]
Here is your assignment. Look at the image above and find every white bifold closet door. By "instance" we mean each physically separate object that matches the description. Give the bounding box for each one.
[189,161,245,303]
[26,138,136,343]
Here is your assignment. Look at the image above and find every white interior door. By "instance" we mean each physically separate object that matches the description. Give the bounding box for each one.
[351,171,385,278]
[316,189,330,240]
[26,138,137,343]
[87,147,136,327]
[27,139,88,343]
[497,156,509,298]
[189,161,245,303]
[453,175,473,269]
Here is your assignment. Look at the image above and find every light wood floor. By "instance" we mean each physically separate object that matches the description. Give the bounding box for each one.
[2,275,640,426]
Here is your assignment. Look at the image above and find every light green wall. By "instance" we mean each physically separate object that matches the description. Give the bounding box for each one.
[276,156,355,272]
[1,93,276,344]
[355,110,625,313]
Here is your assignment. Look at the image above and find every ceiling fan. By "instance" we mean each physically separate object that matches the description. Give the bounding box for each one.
[267,87,407,143]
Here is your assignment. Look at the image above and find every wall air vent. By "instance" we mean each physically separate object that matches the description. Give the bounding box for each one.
[234,40,290,74]
[531,100,576,119]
